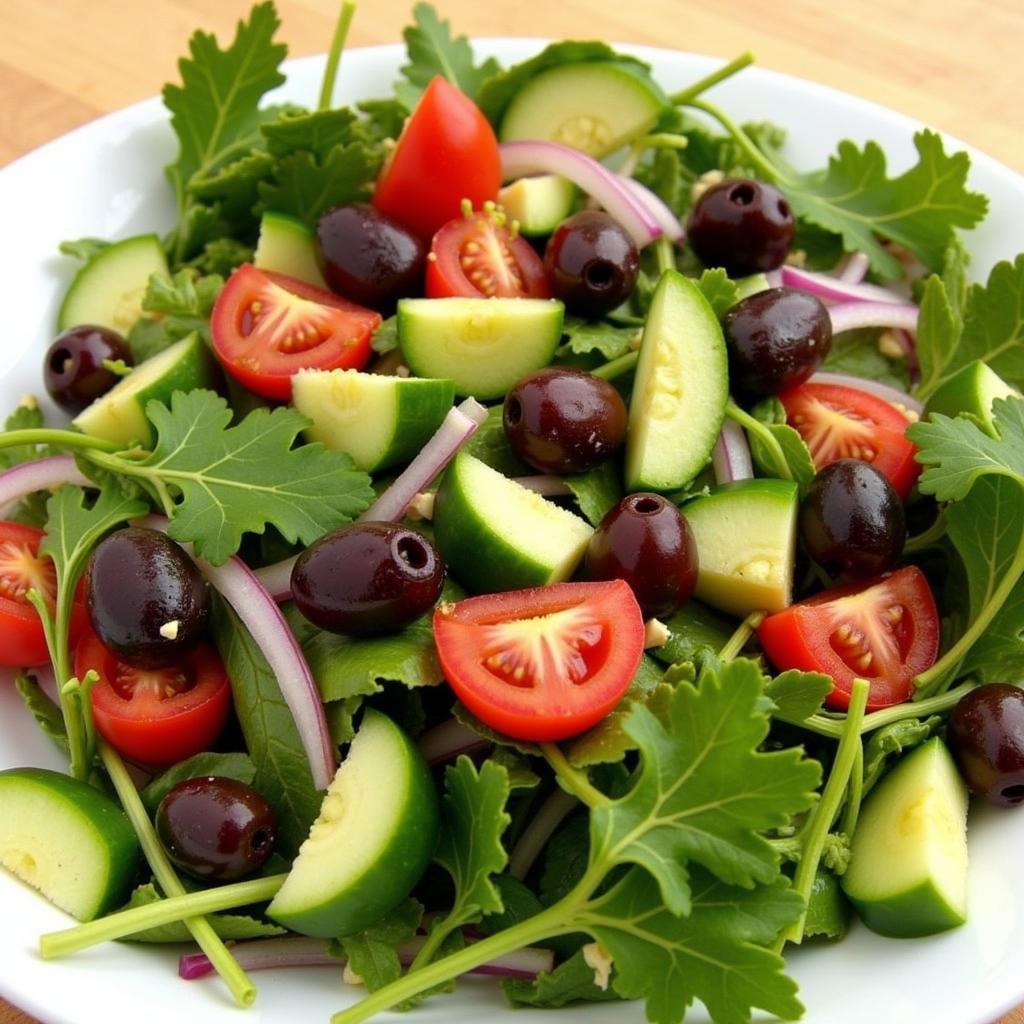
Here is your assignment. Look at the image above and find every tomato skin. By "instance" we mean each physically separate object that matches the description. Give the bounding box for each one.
[75,629,232,766]
[779,381,920,499]
[373,77,501,241]
[426,213,550,299]
[211,264,381,400]
[434,580,644,741]
[0,521,86,667]
[758,566,939,711]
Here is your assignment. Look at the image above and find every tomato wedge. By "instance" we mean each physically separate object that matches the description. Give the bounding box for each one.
[426,210,550,299]
[434,580,644,741]
[76,628,232,766]
[758,566,939,711]
[373,77,501,240]
[211,264,381,400]
[0,521,86,667]
[779,381,920,499]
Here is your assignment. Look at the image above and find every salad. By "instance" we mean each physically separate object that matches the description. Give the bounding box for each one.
[1,3,1023,1023]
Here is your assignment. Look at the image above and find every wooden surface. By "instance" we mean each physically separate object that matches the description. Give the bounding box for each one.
[1,1,1023,1022]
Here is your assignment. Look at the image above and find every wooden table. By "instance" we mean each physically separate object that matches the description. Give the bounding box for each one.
[1,1,1022,1022]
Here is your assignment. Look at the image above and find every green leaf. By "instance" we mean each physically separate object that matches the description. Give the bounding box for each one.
[59,237,110,262]
[863,716,942,794]
[561,318,640,360]
[397,3,501,107]
[120,883,285,943]
[635,148,690,218]
[695,268,740,317]
[750,422,816,490]
[0,400,45,470]
[821,327,911,391]
[786,130,988,279]
[357,98,408,141]
[914,275,961,400]
[261,107,360,160]
[137,389,374,564]
[564,462,621,526]
[14,672,68,754]
[338,899,422,992]
[140,751,256,815]
[764,669,833,722]
[589,658,821,914]
[540,813,590,908]
[210,596,321,859]
[503,947,624,1008]
[580,867,804,1024]
[325,698,360,747]
[186,237,254,277]
[371,316,398,354]
[489,747,541,790]
[463,405,531,477]
[651,601,734,668]
[128,269,223,361]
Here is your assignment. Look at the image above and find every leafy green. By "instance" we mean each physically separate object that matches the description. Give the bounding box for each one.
[863,716,943,794]
[821,327,911,391]
[539,814,590,908]
[127,269,223,361]
[186,237,253,276]
[397,3,500,108]
[262,108,359,159]
[140,752,256,814]
[651,601,733,668]
[695,268,740,317]
[463,406,530,477]
[58,237,110,262]
[561,318,640,360]
[337,900,422,992]
[14,672,68,754]
[564,462,621,526]
[503,947,623,1008]
[0,400,45,471]
[764,670,833,722]
[357,98,408,141]
[371,316,399,354]
[746,398,815,490]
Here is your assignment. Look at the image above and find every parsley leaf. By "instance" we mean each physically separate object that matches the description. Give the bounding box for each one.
[561,318,640,360]
[128,269,223,362]
[863,716,942,794]
[764,670,833,722]
[58,238,110,262]
[337,900,423,992]
[749,398,816,490]
[261,107,359,159]
[695,268,740,317]
[503,947,623,1008]
[651,601,733,668]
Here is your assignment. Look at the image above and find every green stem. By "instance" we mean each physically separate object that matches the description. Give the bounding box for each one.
[780,677,868,948]
[915,532,1024,696]
[670,52,755,105]
[903,511,947,554]
[592,350,639,381]
[91,744,264,1007]
[839,741,864,839]
[509,788,579,880]
[318,1,357,110]
[0,429,122,455]
[682,98,784,183]
[539,743,610,808]
[654,235,675,275]
[407,917,455,974]
[717,611,765,662]
[725,401,793,481]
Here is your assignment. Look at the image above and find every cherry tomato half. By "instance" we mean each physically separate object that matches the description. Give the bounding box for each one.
[76,628,232,766]
[433,580,644,741]
[779,381,920,499]
[758,565,939,711]
[211,264,381,400]
[373,77,501,240]
[0,521,86,667]
[426,211,550,299]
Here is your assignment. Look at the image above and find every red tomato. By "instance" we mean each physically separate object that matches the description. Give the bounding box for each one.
[211,264,381,400]
[758,566,939,711]
[426,211,550,299]
[373,77,501,240]
[434,580,644,741]
[779,381,920,499]
[76,628,232,766]
[0,521,86,667]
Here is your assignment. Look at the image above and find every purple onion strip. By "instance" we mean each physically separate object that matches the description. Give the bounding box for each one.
[253,556,297,603]
[782,265,905,305]
[618,176,685,242]
[711,418,754,485]
[828,301,919,336]
[0,455,91,512]
[836,251,870,284]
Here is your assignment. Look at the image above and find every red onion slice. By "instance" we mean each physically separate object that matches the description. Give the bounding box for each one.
[836,251,870,284]
[253,557,297,603]
[829,301,919,335]
[618,176,685,242]
[712,418,754,484]
[809,371,924,416]
[500,141,663,247]
[782,265,905,305]
[0,455,91,513]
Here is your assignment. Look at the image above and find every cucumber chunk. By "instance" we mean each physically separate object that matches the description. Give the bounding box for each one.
[268,710,439,938]
[433,452,593,593]
[398,297,564,400]
[626,270,729,492]
[682,479,798,616]
[292,368,455,472]
[254,211,328,289]
[72,333,217,447]
[58,234,169,335]
[498,175,577,237]
[0,767,139,921]
[925,360,1018,436]
[499,62,667,158]
[842,738,968,938]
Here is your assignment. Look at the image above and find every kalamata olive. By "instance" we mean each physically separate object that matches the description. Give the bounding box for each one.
[585,493,698,618]
[156,776,277,881]
[686,178,795,275]
[800,460,906,578]
[948,684,1024,806]
[87,527,208,669]
[291,522,444,635]
[43,325,132,415]
[315,203,426,311]
[543,210,640,318]
[503,368,628,474]
[723,287,832,396]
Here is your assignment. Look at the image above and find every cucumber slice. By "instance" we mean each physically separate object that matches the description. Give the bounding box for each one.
[433,452,593,593]
[254,211,328,289]
[626,270,729,492]
[268,710,438,938]
[498,175,577,237]
[499,62,667,158]
[398,298,564,400]
[292,368,455,472]
[58,234,169,334]
[842,738,968,938]
[0,767,139,921]
[72,333,217,447]
[925,360,1018,436]
[682,479,798,616]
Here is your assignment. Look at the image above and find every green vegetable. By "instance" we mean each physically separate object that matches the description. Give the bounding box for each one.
[821,327,910,391]
[695,267,740,317]
[763,670,834,723]
[14,672,68,754]
[337,900,423,992]
[564,461,621,526]
[127,268,224,362]
[503,946,624,1008]
[560,317,640,360]
[651,601,734,668]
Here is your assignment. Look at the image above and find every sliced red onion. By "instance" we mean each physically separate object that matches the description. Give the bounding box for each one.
[500,141,662,247]
[513,475,574,497]
[254,557,297,603]
[0,455,91,513]
[139,515,335,791]
[836,251,870,284]
[829,301,919,336]
[765,269,783,288]
[360,398,487,524]
[712,418,754,485]
[782,266,905,305]
[809,371,924,416]
[418,718,490,766]
[618,176,685,243]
